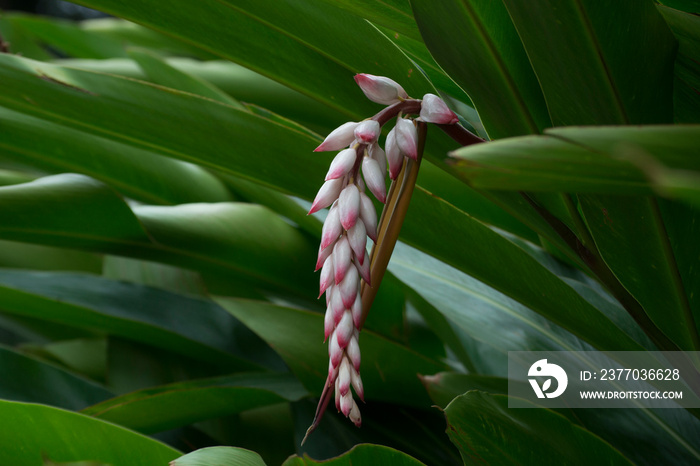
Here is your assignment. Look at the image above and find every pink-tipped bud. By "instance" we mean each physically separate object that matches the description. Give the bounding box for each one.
[420,93,459,124]
[333,237,351,284]
[324,304,335,341]
[355,250,371,285]
[351,368,364,402]
[359,193,378,242]
[329,331,343,367]
[338,184,361,230]
[325,285,333,306]
[325,148,357,180]
[385,127,403,180]
[395,118,418,160]
[370,143,387,178]
[309,178,343,215]
[347,220,367,264]
[315,122,359,152]
[354,74,408,105]
[353,120,380,144]
[315,242,332,271]
[320,204,342,250]
[339,266,359,309]
[334,379,341,411]
[336,310,354,348]
[349,400,361,427]
[319,253,334,297]
[338,357,351,396]
[331,286,345,324]
[347,333,361,370]
[362,157,386,203]
[340,390,354,416]
[351,291,363,328]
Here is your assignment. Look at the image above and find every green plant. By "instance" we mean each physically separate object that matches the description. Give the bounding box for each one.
[0,0,697,465]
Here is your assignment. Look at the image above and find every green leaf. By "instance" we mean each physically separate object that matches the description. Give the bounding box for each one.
[308,0,420,40]
[216,298,447,407]
[656,6,700,123]
[7,14,128,59]
[421,372,510,408]
[72,0,433,118]
[502,0,676,125]
[659,0,700,14]
[449,125,700,193]
[128,47,245,109]
[397,194,645,353]
[283,444,426,466]
[0,399,180,465]
[579,195,700,350]
[0,174,317,295]
[444,391,634,466]
[411,0,551,138]
[172,447,267,466]
[0,345,111,410]
[83,372,307,434]
[0,106,233,205]
[21,337,107,382]
[0,270,267,370]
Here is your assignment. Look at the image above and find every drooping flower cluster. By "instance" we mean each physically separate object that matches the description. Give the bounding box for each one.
[308,74,459,428]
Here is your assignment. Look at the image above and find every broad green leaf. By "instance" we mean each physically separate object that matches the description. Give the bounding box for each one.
[72,0,433,118]
[579,196,700,350]
[397,194,645,353]
[411,0,551,139]
[128,48,245,109]
[0,106,233,205]
[659,0,700,14]
[421,372,509,408]
[0,16,52,60]
[6,13,127,59]
[0,345,111,410]
[450,125,700,193]
[445,391,634,466]
[83,372,307,434]
[0,173,317,295]
[172,447,266,466]
[216,298,447,407]
[309,0,419,40]
[0,270,266,370]
[0,400,180,465]
[502,0,676,125]
[283,444,426,466]
[0,240,101,273]
[657,6,700,123]
[21,338,107,382]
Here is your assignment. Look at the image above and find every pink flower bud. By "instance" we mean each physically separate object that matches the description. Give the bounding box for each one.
[320,203,342,250]
[354,73,408,105]
[351,368,364,402]
[338,357,351,396]
[319,253,334,297]
[336,309,354,348]
[420,93,459,124]
[355,250,371,286]
[369,143,387,178]
[338,184,361,230]
[353,120,380,144]
[351,292,363,328]
[315,242,332,271]
[339,266,359,309]
[362,156,386,203]
[349,400,361,427]
[324,304,334,341]
[340,390,354,416]
[315,122,359,152]
[325,148,357,180]
[330,286,345,324]
[347,220,366,264]
[385,127,403,180]
[309,178,343,215]
[347,333,361,370]
[325,285,333,306]
[333,237,351,284]
[359,193,377,242]
[329,331,343,367]
[395,118,418,160]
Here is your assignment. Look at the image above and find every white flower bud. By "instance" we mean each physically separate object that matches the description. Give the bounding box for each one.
[354,73,408,105]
